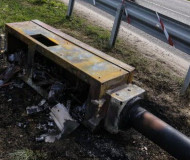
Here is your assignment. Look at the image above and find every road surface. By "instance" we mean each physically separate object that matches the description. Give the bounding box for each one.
[135,0,190,26]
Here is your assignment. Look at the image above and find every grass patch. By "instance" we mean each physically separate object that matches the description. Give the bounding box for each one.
[9,149,47,160]
[0,0,67,32]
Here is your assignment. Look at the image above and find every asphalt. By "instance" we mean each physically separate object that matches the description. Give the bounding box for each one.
[135,0,190,26]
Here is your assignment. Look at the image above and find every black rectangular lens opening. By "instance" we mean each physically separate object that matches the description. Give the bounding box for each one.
[31,34,57,47]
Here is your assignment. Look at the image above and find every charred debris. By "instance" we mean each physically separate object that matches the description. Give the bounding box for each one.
[0,49,85,143]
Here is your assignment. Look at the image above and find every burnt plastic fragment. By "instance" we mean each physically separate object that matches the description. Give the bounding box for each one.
[8,50,24,64]
[16,122,28,128]
[48,82,66,102]
[26,99,48,115]
[0,64,20,86]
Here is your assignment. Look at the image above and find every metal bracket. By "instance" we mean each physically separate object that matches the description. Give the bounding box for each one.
[105,84,145,134]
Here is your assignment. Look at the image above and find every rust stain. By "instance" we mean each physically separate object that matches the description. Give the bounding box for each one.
[5,21,133,99]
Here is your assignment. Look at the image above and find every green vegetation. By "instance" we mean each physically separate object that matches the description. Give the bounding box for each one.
[9,149,47,160]
[0,0,110,47]
[0,0,67,32]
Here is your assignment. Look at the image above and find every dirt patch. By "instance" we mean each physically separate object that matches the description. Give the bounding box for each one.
[0,29,189,160]
[0,45,188,160]
[0,78,175,160]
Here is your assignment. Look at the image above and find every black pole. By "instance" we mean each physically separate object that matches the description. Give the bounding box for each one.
[128,105,190,160]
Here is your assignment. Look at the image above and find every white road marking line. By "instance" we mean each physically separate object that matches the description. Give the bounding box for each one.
[136,0,190,18]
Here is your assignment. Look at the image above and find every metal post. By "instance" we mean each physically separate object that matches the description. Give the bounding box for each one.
[67,0,75,17]
[181,66,190,95]
[109,3,124,48]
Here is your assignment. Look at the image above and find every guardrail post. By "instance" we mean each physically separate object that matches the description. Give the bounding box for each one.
[181,66,190,95]
[109,3,124,48]
[67,0,75,17]
[156,12,174,46]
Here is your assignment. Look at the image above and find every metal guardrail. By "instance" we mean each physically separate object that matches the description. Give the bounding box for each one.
[67,0,190,55]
